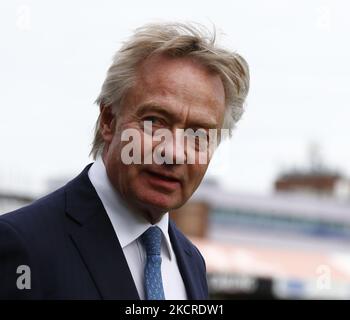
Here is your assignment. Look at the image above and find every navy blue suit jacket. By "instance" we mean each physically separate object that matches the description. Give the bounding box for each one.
[0,164,208,299]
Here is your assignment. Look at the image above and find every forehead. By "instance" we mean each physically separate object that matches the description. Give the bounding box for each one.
[137,54,225,101]
[126,55,224,126]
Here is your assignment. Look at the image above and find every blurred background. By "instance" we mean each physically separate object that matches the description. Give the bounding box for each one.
[1,0,350,299]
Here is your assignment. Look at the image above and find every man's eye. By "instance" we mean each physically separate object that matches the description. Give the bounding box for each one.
[144,116,160,124]
[142,116,163,134]
[191,130,209,142]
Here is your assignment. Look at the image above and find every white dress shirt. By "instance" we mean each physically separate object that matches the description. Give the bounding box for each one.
[88,156,187,300]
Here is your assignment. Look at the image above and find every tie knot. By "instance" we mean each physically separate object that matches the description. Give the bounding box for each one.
[140,226,162,256]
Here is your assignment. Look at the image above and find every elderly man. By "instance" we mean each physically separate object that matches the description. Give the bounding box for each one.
[0,22,249,299]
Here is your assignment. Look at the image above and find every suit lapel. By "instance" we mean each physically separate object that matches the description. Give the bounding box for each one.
[65,165,139,300]
[168,221,203,300]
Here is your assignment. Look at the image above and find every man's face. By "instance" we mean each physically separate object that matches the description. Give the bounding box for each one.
[101,54,226,222]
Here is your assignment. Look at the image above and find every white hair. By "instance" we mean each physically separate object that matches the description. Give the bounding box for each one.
[91,22,250,159]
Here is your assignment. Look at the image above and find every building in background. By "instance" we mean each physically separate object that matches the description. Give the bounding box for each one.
[274,143,350,200]
[274,168,350,201]
[275,170,342,196]
[171,178,350,299]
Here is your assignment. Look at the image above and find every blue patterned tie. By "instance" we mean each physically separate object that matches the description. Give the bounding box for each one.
[140,226,165,300]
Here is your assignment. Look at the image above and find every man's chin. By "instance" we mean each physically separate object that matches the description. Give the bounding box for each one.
[136,191,181,213]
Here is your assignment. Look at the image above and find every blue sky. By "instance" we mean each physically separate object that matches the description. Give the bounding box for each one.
[0,0,349,196]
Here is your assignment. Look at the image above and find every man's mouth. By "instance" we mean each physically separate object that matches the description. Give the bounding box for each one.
[144,170,182,191]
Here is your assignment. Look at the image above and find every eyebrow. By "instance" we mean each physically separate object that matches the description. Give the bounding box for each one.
[136,103,177,121]
[136,103,218,129]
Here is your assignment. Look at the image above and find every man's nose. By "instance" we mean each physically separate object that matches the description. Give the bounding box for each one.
[172,132,186,164]
[153,131,187,165]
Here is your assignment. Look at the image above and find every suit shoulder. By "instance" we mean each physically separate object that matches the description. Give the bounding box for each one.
[0,186,66,236]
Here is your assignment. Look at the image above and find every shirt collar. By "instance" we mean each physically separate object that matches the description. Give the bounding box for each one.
[88,156,173,260]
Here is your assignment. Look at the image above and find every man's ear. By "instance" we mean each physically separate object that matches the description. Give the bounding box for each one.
[99,105,116,143]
